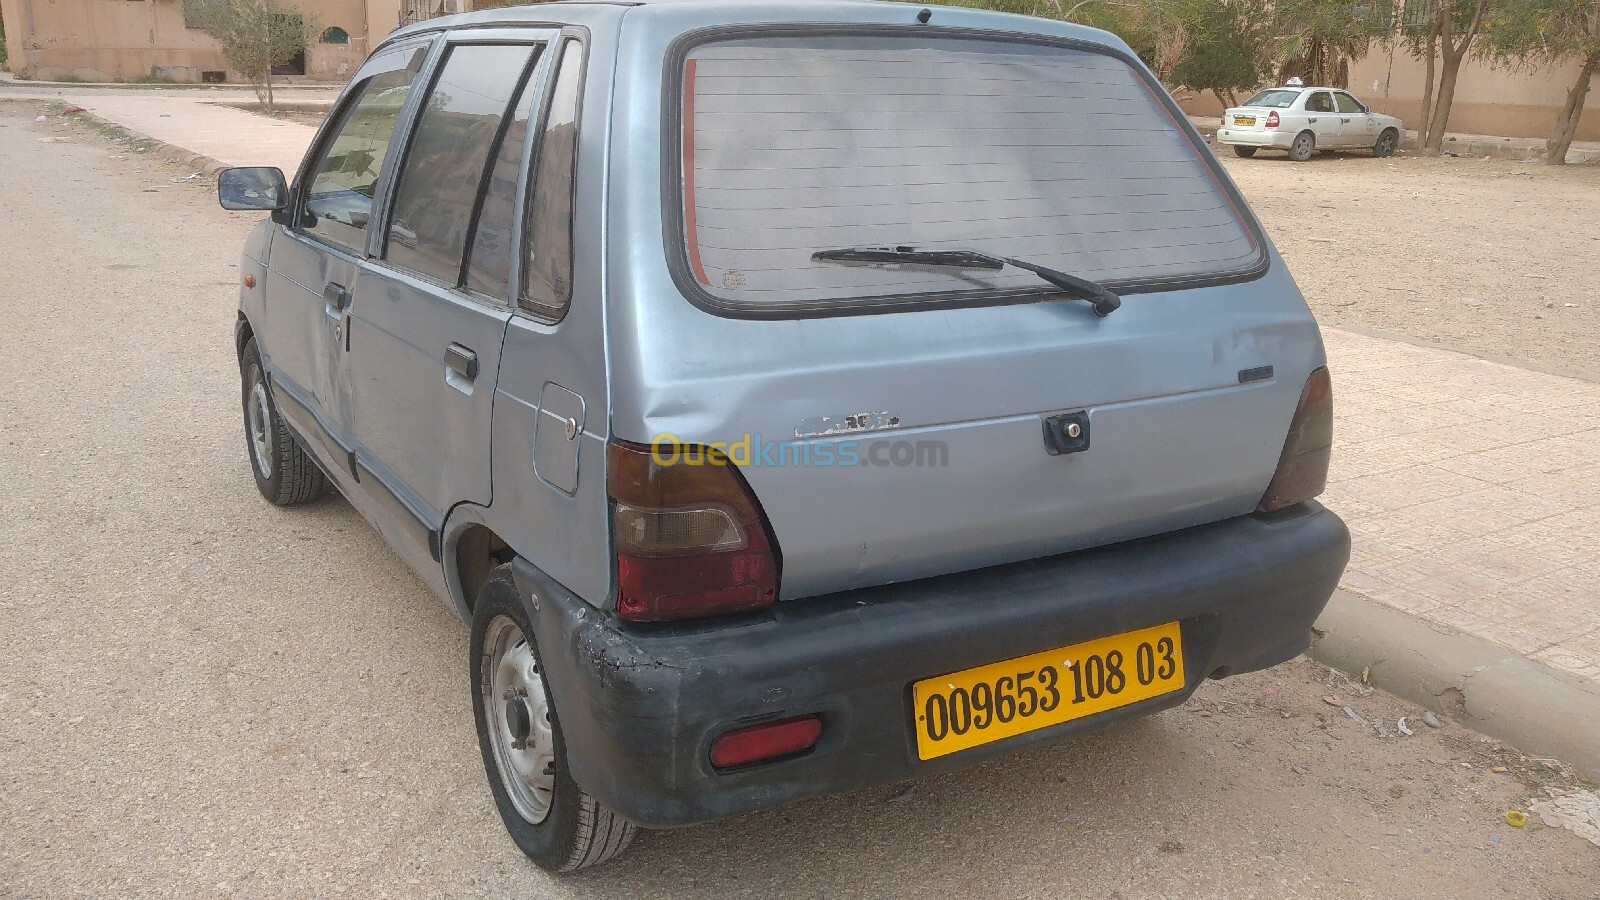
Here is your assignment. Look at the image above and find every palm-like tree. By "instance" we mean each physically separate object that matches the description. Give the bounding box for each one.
[1272,0,1393,87]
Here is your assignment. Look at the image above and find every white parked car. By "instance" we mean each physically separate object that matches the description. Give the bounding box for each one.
[1216,81,1404,161]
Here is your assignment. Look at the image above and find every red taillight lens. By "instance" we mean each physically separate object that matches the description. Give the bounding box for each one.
[1266,111,1280,128]
[710,715,822,769]
[1258,367,1333,512]
[609,440,779,622]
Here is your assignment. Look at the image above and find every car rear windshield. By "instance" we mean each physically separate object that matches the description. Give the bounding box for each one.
[672,32,1262,315]
[1242,89,1301,108]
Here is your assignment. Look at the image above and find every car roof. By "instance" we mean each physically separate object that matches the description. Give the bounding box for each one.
[383,0,1127,51]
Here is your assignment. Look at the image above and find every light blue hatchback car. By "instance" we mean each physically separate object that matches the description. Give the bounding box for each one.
[218,0,1349,872]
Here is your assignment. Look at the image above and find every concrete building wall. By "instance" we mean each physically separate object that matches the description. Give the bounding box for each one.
[1178,47,1600,144]
[0,0,398,83]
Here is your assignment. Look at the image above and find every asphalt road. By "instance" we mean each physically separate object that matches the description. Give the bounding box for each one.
[2,104,1597,899]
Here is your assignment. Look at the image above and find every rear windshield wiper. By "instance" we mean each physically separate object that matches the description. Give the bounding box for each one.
[811,245,1121,317]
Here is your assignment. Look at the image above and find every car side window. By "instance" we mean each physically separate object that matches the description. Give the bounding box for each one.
[385,43,541,287]
[1307,92,1334,114]
[1334,92,1365,114]
[520,39,584,319]
[300,57,422,255]
[463,51,546,299]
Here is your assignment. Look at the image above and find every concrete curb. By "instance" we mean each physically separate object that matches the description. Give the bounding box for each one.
[1308,589,1600,781]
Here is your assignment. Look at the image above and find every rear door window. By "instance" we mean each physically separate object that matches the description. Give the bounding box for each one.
[463,58,543,299]
[385,43,541,287]
[673,33,1262,314]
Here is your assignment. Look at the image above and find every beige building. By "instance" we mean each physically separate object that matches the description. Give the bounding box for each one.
[1180,47,1600,144]
[0,0,528,83]
[7,2,1595,143]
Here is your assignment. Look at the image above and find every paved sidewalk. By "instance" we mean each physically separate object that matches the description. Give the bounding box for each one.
[1322,329,1600,680]
[23,90,1598,694]
[0,83,334,174]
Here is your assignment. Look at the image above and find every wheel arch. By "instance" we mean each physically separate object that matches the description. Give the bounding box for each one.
[235,312,256,363]
[443,505,517,618]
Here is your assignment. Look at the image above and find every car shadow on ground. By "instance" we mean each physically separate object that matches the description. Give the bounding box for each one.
[570,716,1191,894]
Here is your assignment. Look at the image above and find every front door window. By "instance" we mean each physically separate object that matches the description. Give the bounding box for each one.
[299,53,423,255]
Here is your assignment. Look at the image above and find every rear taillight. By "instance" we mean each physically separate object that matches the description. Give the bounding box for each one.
[608,440,779,622]
[1266,111,1280,128]
[1258,367,1333,512]
[710,715,822,769]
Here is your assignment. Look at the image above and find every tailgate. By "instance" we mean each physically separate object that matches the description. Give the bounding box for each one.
[612,275,1324,601]
[606,22,1325,600]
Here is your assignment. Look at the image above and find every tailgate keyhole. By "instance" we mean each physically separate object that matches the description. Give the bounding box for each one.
[1042,411,1091,456]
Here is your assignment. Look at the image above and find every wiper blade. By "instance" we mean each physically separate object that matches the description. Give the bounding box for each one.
[811,245,1121,317]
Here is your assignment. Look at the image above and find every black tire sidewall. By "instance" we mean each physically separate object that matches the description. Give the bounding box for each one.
[239,340,285,502]
[469,569,591,870]
[1233,145,1257,158]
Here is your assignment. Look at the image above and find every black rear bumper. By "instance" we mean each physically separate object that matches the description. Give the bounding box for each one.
[514,503,1348,827]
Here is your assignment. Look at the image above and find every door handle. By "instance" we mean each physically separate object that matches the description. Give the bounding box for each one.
[445,343,478,381]
[323,282,350,312]
[1308,117,1318,123]
[1341,117,1351,123]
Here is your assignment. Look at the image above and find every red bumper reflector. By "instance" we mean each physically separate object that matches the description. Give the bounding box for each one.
[710,715,822,769]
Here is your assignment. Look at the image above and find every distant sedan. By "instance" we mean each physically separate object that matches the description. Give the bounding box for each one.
[1216,80,1404,162]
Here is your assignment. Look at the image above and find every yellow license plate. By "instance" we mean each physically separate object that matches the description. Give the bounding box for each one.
[912,621,1185,760]
[1235,115,1256,126]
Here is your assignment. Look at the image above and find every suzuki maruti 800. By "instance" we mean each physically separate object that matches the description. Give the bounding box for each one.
[218,0,1349,871]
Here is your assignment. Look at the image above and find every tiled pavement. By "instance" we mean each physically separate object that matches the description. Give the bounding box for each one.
[10,85,1597,688]
[1322,328,1600,681]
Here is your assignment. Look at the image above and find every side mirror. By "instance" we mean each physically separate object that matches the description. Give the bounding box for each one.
[218,166,289,212]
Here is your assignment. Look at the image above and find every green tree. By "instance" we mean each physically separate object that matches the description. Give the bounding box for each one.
[1399,4,1444,148]
[1169,0,1278,106]
[181,0,321,112]
[1417,0,1493,152]
[1482,0,1600,163]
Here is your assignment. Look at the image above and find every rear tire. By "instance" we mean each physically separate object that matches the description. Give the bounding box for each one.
[1232,145,1258,158]
[240,338,326,506]
[471,565,638,872]
[1373,128,1399,158]
[1288,131,1316,162]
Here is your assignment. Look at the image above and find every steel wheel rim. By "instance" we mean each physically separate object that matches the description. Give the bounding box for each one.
[247,380,273,479]
[483,615,556,824]
[1294,135,1313,156]
[1378,133,1395,154]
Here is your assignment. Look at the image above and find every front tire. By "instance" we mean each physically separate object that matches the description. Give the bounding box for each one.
[240,338,326,506]
[1232,145,1258,158]
[471,565,637,872]
[1373,128,1399,158]
[1288,131,1316,162]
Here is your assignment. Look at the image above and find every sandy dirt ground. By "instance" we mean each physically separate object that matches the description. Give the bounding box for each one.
[2,102,1598,898]
[1220,149,1600,379]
